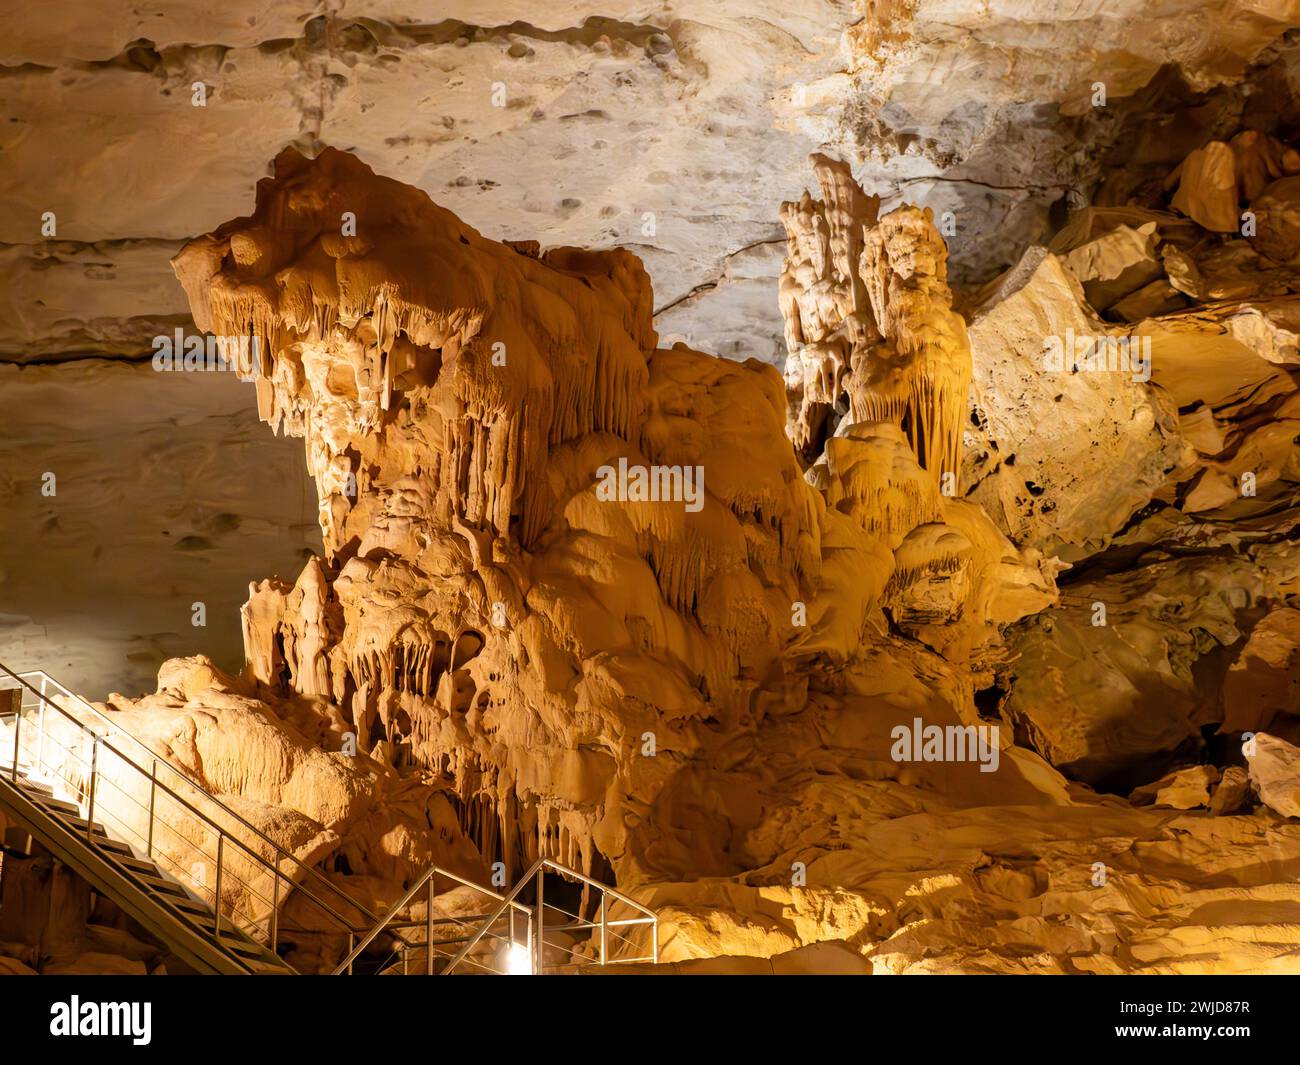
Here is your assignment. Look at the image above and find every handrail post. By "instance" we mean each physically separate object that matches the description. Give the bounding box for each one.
[652,913,659,964]
[35,693,45,773]
[85,734,99,839]
[599,894,607,965]
[347,933,355,975]
[213,834,225,940]
[146,758,157,857]
[426,875,435,976]
[270,854,281,951]
[9,704,19,781]
[534,864,545,976]
[525,900,533,965]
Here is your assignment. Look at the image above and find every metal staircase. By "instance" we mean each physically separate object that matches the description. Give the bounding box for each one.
[0,761,291,973]
[0,664,376,974]
[0,663,658,975]
[439,858,660,975]
[331,857,659,975]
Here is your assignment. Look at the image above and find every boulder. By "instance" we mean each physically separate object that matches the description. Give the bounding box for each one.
[1130,765,1219,809]
[1252,176,1300,266]
[1221,608,1300,733]
[1245,733,1300,819]
[1208,766,1253,815]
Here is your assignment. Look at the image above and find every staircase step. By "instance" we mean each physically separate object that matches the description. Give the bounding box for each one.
[70,840,188,892]
[164,894,214,917]
[0,668,309,975]
[63,815,110,835]
[99,866,237,931]
[10,769,302,971]
[129,871,195,898]
[89,836,135,858]
[113,852,168,876]
[90,853,193,898]
[220,936,279,960]
[26,792,81,816]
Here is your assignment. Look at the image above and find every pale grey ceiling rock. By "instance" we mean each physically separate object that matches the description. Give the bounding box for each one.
[3,1,1300,699]
[0,2,855,364]
[781,0,1300,281]
[653,235,787,363]
[0,240,189,362]
[0,359,319,697]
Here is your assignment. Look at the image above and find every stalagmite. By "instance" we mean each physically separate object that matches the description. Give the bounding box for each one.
[780,156,972,490]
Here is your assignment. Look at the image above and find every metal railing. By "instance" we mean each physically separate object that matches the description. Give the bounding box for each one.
[0,663,391,968]
[442,858,658,975]
[331,863,534,975]
[0,663,659,976]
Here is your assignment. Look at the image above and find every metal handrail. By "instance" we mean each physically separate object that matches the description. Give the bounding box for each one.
[3,684,288,956]
[9,711,282,939]
[331,863,532,975]
[0,662,383,962]
[1,665,661,976]
[441,858,658,975]
[0,746,265,972]
[1,664,383,933]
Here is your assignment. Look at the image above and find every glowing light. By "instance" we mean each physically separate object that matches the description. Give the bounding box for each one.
[505,942,532,975]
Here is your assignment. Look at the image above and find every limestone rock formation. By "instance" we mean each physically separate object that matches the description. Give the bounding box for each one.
[781,155,972,491]
[152,148,1061,907]
[1130,765,1219,809]
[1222,608,1300,733]
[961,245,1187,558]
[51,137,1291,976]
[8,5,1300,977]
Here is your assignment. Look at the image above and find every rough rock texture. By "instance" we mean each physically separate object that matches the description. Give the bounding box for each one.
[791,1,1300,280]
[1247,734,1300,819]
[961,246,1187,558]
[6,2,1300,692]
[1130,765,1219,809]
[0,359,319,695]
[32,136,1292,976]
[1222,607,1300,733]
[8,2,1300,978]
[1002,543,1300,790]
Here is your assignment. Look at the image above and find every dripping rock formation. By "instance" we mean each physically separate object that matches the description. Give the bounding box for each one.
[12,130,1300,975]
[5,3,1300,979]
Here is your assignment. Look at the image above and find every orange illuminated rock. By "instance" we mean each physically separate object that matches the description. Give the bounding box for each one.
[85,142,1297,977]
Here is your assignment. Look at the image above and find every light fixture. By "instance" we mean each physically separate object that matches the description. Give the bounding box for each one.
[505,941,532,975]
